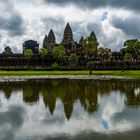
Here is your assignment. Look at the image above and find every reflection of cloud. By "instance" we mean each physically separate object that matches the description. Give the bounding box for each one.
[0,106,25,140]
[112,108,140,126]
[102,119,108,129]
[1,84,140,139]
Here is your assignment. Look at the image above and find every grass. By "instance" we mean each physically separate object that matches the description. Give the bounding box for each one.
[1,70,140,76]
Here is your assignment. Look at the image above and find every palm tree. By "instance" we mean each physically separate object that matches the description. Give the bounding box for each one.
[68,53,78,69]
[52,45,66,68]
[39,48,47,66]
[24,49,33,68]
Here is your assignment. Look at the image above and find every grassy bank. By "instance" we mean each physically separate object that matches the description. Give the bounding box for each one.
[0,70,140,76]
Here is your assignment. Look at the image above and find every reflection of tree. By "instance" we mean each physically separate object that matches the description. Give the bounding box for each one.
[1,79,140,120]
[125,88,140,107]
[78,80,98,113]
[23,83,39,103]
[3,86,12,99]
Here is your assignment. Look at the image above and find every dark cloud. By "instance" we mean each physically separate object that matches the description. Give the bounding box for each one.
[0,106,25,140]
[0,13,25,36]
[0,0,25,36]
[111,16,140,38]
[46,0,140,11]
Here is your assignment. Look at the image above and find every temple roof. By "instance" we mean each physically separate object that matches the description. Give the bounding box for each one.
[48,29,55,42]
[64,23,72,35]
[90,31,96,38]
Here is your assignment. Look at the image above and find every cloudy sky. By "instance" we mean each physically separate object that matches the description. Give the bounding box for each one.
[0,0,140,53]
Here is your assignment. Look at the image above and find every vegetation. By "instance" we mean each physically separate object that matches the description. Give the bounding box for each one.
[87,61,97,75]
[84,31,99,58]
[39,48,47,65]
[23,49,33,66]
[51,62,60,70]
[68,53,78,68]
[122,39,140,60]
[124,53,132,61]
[52,45,66,66]
[1,70,140,76]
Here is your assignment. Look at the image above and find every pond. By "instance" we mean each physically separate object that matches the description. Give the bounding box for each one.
[0,79,140,140]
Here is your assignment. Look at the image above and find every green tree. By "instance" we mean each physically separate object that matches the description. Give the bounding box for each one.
[87,61,96,75]
[68,53,78,68]
[52,45,66,67]
[24,49,33,67]
[123,53,132,61]
[39,48,47,65]
[124,39,138,49]
[51,62,60,70]
[84,31,99,59]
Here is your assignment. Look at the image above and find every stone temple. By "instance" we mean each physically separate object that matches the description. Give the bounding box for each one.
[43,29,56,52]
[62,23,74,50]
[23,40,39,54]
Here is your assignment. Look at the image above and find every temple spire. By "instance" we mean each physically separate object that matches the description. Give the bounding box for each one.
[62,23,74,46]
[43,29,56,52]
[79,36,84,46]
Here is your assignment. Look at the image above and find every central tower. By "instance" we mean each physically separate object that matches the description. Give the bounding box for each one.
[62,23,74,46]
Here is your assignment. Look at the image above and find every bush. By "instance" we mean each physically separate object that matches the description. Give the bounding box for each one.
[51,62,60,70]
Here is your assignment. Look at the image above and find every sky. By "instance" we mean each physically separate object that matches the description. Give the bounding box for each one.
[0,0,140,53]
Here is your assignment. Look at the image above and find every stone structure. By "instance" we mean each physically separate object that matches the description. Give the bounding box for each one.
[3,46,13,55]
[43,35,48,50]
[23,40,39,54]
[79,36,84,46]
[43,29,56,52]
[62,23,74,49]
[97,47,112,61]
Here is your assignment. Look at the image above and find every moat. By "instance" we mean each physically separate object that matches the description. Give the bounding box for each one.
[0,79,140,140]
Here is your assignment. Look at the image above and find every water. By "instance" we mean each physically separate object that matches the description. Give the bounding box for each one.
[0,79,140,140]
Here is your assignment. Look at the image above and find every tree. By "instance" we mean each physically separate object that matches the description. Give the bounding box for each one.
[123,53,132,61]
[123,39,140,59]
[87,61,96,75]
[124,39,138,49]
[68,53,78,68]
[39,48,47,65]
[52,45,66,67]
[84,31,99,59]
[24,49,33,67]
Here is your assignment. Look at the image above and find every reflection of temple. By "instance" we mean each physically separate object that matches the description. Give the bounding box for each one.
[62,90,74,120]
[1,79,140,120]
[43,91,56,115]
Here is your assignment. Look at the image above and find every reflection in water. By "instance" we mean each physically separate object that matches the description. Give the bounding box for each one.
[0,79,140,140]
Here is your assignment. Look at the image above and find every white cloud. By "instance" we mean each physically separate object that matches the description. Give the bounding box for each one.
[0,0,139,53]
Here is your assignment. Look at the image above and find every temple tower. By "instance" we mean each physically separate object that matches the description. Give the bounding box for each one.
[79,36,84,46]
[43,29,56,52]
[43,35,48,49]
[62,23,74,46]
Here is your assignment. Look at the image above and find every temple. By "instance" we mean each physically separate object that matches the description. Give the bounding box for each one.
[23,40,39,54]
[0,22,137,70]
[43,29,56,52]
[62,23,74,50]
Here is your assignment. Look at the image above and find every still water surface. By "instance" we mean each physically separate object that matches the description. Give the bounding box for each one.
[0,79,140,140]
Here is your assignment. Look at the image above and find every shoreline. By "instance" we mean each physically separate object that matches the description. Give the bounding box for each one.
[0,75,136,82]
